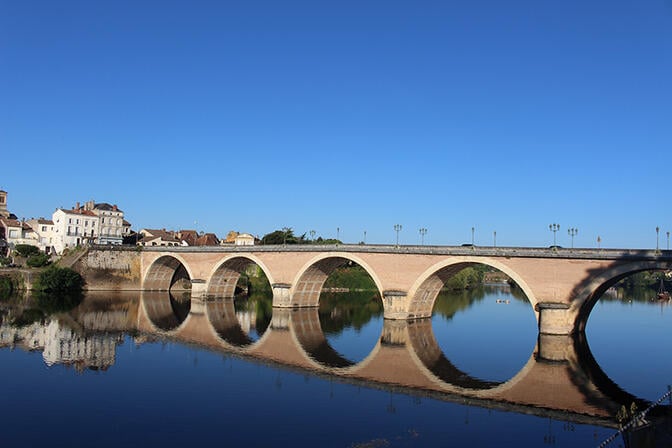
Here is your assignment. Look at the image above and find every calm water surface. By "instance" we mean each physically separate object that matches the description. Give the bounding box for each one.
[1,283,670,447]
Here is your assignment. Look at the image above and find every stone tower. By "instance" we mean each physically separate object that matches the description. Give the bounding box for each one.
[0,190,8,218]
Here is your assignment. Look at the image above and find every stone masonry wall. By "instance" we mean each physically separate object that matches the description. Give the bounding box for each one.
[75,248,142,291]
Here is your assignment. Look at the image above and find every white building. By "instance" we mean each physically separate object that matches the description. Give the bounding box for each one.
[26,218,56,254]
[52,207,99,254]
[51,201,129,254]
[234,233,256,246]
[0,217,38,251]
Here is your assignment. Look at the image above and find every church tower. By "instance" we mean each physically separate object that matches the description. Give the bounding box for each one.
[0,190,8,218]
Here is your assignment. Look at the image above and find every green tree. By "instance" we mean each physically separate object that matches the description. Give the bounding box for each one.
[34,266,85,292]
[26,253,50,268]
[14,244,40,257]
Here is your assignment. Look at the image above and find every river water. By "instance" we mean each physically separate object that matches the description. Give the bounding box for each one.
[0,283,670,447]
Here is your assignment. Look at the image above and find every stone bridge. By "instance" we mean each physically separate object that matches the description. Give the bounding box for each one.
[132,245,672,335]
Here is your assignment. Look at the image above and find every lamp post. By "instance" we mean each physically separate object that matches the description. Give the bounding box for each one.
[667,231,670,251]
[310,230,316,243]
[656,226,660,253]
[549,223,560,247]
[419,228,427,245]
[493,231,497,248]
[597,235,601,250]
[394,224,402,247]
[337,227,340,244]
[568,227,578,250]
[363,230,367,245]
[471,226,475,246]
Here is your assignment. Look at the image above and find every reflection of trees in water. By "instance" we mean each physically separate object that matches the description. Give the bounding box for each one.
[233,292,273,336]
[598,271,671,303]
[318,291,382,335]
[433,284,529,320]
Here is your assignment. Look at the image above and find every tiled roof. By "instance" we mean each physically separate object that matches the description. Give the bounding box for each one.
[94,203,123,213]
[58,208,97,217]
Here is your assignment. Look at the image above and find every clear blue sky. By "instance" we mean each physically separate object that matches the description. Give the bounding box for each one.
[1,1,670,249]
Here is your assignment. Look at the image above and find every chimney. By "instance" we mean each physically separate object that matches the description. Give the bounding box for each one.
[76,202,80,210]
[113,204,118,211]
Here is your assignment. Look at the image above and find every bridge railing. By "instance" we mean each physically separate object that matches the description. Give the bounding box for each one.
[92,243,672,261]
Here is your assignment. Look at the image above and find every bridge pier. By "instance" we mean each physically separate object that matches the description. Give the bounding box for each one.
[190,279,207,298]
[536,302,573,335]
[271,283,293,308]
[382,290,412,320]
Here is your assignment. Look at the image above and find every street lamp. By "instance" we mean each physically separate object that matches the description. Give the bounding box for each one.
[394,224,402,247]
[419,228,427,245]
[597,235,602,250]
[656,226,660,253]
[336,227,340,244]
[549,223,560,247]
[568,227,578,249]
[667,231,670,251]
[310,230,316,243]
[493,231,497,248]
[363,230,367,244]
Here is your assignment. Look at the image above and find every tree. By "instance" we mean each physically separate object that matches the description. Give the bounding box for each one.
[26,253,50,268]
[14,244,40,257]
[262,228,299,245]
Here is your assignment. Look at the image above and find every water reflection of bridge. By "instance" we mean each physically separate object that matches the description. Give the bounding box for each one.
[5,291,665,429]
[131,290,667,429]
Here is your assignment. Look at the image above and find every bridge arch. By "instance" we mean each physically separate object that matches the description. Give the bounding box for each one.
[407,257,538,319]
[143,254,194,291]
[574,260,672,333]
[206,255,275,298]
[290,253,384,308]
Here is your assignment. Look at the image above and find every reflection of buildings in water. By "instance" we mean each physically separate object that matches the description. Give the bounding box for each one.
[235,309,257,334]
[0,319,122,371]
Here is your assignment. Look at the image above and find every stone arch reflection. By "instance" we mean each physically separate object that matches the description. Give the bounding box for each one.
[205,297,272,348]
[290,308,355,368]
[141,291,191,331]
[407,318,502,390]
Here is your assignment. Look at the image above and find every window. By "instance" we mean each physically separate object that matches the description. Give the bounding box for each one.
[85,221,89,227]
[8,229,18,238]
[68,218,72,224]
[41,226,47,232]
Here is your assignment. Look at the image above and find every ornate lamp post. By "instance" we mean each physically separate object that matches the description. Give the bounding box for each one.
[394,224,402,247]
[419,228,427,245]
[656,226,660,253]
[549,223,560,247]
[363,230,367,244]
[337,227,340,243]
[597,235,602,250]
[310,230,316,243]
[493,231,497,248]
[667,231,670,251]
[568,227,578,249]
